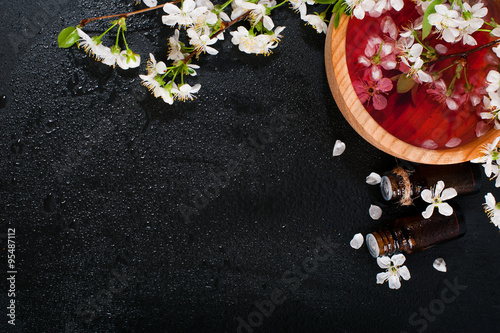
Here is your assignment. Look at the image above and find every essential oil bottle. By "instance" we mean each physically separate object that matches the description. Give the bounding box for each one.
[380,163,481,205]
[365,205,466,257]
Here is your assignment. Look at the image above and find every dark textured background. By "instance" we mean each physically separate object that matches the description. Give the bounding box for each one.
[1,0,499,332]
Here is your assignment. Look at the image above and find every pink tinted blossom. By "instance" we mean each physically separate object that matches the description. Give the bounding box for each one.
[380,16,398,40]
[357,35,397,72]
[353,68,393,110]
[455,75,486,107]
[427,79,465,110]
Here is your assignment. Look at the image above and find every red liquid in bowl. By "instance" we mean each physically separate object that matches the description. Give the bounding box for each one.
[345,1,500,150]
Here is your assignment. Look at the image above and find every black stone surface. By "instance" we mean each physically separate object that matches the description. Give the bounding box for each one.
[0,1,499,332]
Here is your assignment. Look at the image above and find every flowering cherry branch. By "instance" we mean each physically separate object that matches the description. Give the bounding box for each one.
[58,0,340,103]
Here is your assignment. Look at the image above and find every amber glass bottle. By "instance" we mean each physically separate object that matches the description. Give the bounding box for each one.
[365,205,466,257]
[380,163,481,205]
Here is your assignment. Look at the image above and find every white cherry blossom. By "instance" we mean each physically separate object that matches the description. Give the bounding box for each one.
[471,136,500,177]
[168,30,188,61]
[455,2,488,46]
[303,14,328,34]
[484,193,500,228]
[345,0,375,20]
[187,28,219,55]
[162,0,208,28]
[139,73,174,104]
[421,181,457,219]
[376,254,411,290]
[480,92,500,130]
[402,57,432,83]
[146,53,167,75]
[172,83,202,100]
[428,4,460,43]
[76,28,109,60]
[288,0,314,18]
[486,70,500,93]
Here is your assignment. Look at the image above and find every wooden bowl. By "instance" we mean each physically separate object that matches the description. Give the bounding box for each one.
[325,16,500,165]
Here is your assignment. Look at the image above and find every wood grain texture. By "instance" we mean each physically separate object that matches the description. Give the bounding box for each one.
[324,16,500,165]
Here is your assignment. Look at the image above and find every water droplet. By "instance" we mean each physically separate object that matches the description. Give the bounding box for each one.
[10,141,23,155]
[0,95,6,109]
[44,193,57,212]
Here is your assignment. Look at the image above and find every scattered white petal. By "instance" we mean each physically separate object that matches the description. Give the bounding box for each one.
[366,172,381,185]
[433,258,447,272]
[350,233,364,249]
[332,140,346,156]
[445,138,461,148]
[369,204,383,220]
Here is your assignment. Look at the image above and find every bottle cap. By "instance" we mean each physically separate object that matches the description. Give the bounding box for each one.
[366,233,380,258]
[380,175,393,201]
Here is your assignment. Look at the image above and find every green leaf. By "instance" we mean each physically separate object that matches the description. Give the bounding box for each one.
[397,74,417,94]
[332,0,342,12]
[58,26,79,48]
[422,0,443,40]
[333,4,347,28]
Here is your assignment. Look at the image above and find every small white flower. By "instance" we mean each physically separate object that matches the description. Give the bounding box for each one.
[484,193,500,228]
[288,0,313,18]
[376,254,411,290]
[403,57,432,83]
[117,50,141,70]
[146,53,167,75]
[101,46,122,67]
[230,26,254,53]
[172,83,202,101]
[366,172,381,185]
[350,233,364,249]
[455,2,488,46]
[76,28,109,60]
[486,70,500,93]
[369,204,382,220]
[433,258,447,272]
[421,181,457,219]
[492,26,500,37]
[480,92,500,130]
[428,4,460,30]
[332,140,346,156]
[303,14,328,34]
[232,0,275,30]
[372,0,404,16]
[471,136,500,177]
[139,73,174,104]
[345,0,375,20]
[428,4,460,43]
[168,30,188,61]
[187,28,219,55]
[162,0,208,28]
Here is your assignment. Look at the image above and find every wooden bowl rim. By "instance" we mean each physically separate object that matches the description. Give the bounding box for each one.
[325,16,500,165]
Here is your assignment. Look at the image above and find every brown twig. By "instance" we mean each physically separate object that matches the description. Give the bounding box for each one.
[79,2,180,27]
[428,38,500,66]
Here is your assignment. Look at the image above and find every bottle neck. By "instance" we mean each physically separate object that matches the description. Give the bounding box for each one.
[380,167,420,206]
[366,228,412,258]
